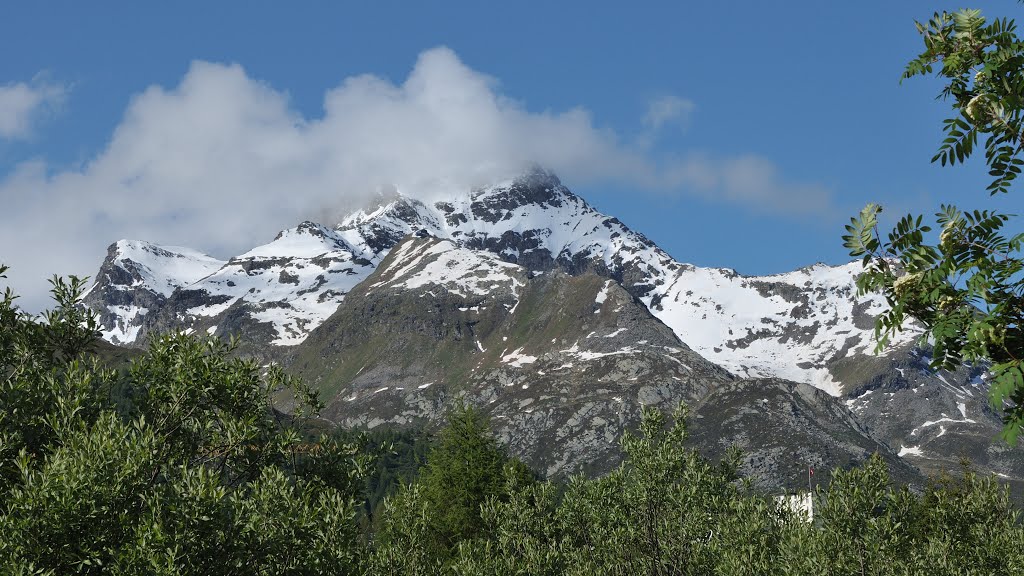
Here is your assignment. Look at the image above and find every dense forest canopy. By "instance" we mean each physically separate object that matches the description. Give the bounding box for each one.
[1,265,1023,574]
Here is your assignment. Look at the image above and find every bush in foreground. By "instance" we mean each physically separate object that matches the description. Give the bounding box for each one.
[2,266,1023,574]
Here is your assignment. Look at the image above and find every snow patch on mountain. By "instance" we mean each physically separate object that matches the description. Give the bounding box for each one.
[181,222,380,345]
[101,305,147,343]
[648,262,918,396]
[502,348,538,368]
[91,241,225,343]
[594,280,612,311]
[898,445,924,457]
[109,240,226,296]
[368,237,525,300]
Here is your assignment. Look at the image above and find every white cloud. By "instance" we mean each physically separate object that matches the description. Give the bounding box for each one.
[642,95,695,131]
[0,78,67,139]
[658,153,834,214]
[0,47,831,312]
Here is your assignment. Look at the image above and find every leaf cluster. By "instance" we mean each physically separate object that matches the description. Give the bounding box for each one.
[847,6,1024,442]
[903,9,1024,194]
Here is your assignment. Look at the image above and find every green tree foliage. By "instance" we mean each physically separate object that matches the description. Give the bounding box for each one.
[0,265,370,574]
[451,464,564,576]
[369,482,442,576]
[390,405,1024,575]
[332,425,434,525]
[4,264,1024,573]
[843,8,1024,441]
[371,404,533,571]
[909,467,1024,573]
[780,456,919,575]
[417,405,531,547]
[554,405,774,575]
[780,456,1024,576]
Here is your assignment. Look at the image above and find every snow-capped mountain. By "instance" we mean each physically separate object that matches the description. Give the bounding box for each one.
[285,234,920,485]
[83,169,1021,489]
[322,169,922,396]
[86,240,226,343]
[86,222,381,347]
[87,169,918,394]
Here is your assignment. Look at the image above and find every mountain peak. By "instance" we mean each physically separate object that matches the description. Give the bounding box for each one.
[84,240,225,344]
[469,166,563,195]
[103,240,224,297]
[86,173,920,397]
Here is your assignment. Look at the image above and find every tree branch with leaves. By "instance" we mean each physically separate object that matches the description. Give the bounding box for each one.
[844,8,1024,442]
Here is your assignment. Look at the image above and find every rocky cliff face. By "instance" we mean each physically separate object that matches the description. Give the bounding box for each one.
[292,236,895,483]
[82,170,1023,492]
[687,378,923,491]
[838,347,1022,493]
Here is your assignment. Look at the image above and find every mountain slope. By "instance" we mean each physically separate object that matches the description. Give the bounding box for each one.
[688,378,923,490]
[86,170,917,395]
[82,170,1022,489]
[838,346,1023,493]
[289,235,910,484]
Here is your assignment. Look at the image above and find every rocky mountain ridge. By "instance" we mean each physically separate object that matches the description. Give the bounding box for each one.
[82,170,1023,492]
[86,170,918,392]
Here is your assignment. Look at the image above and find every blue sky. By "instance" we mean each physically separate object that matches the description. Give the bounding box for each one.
[1,1,1020,310]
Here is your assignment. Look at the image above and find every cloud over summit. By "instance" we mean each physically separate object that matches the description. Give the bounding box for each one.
[0,47,831,311]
